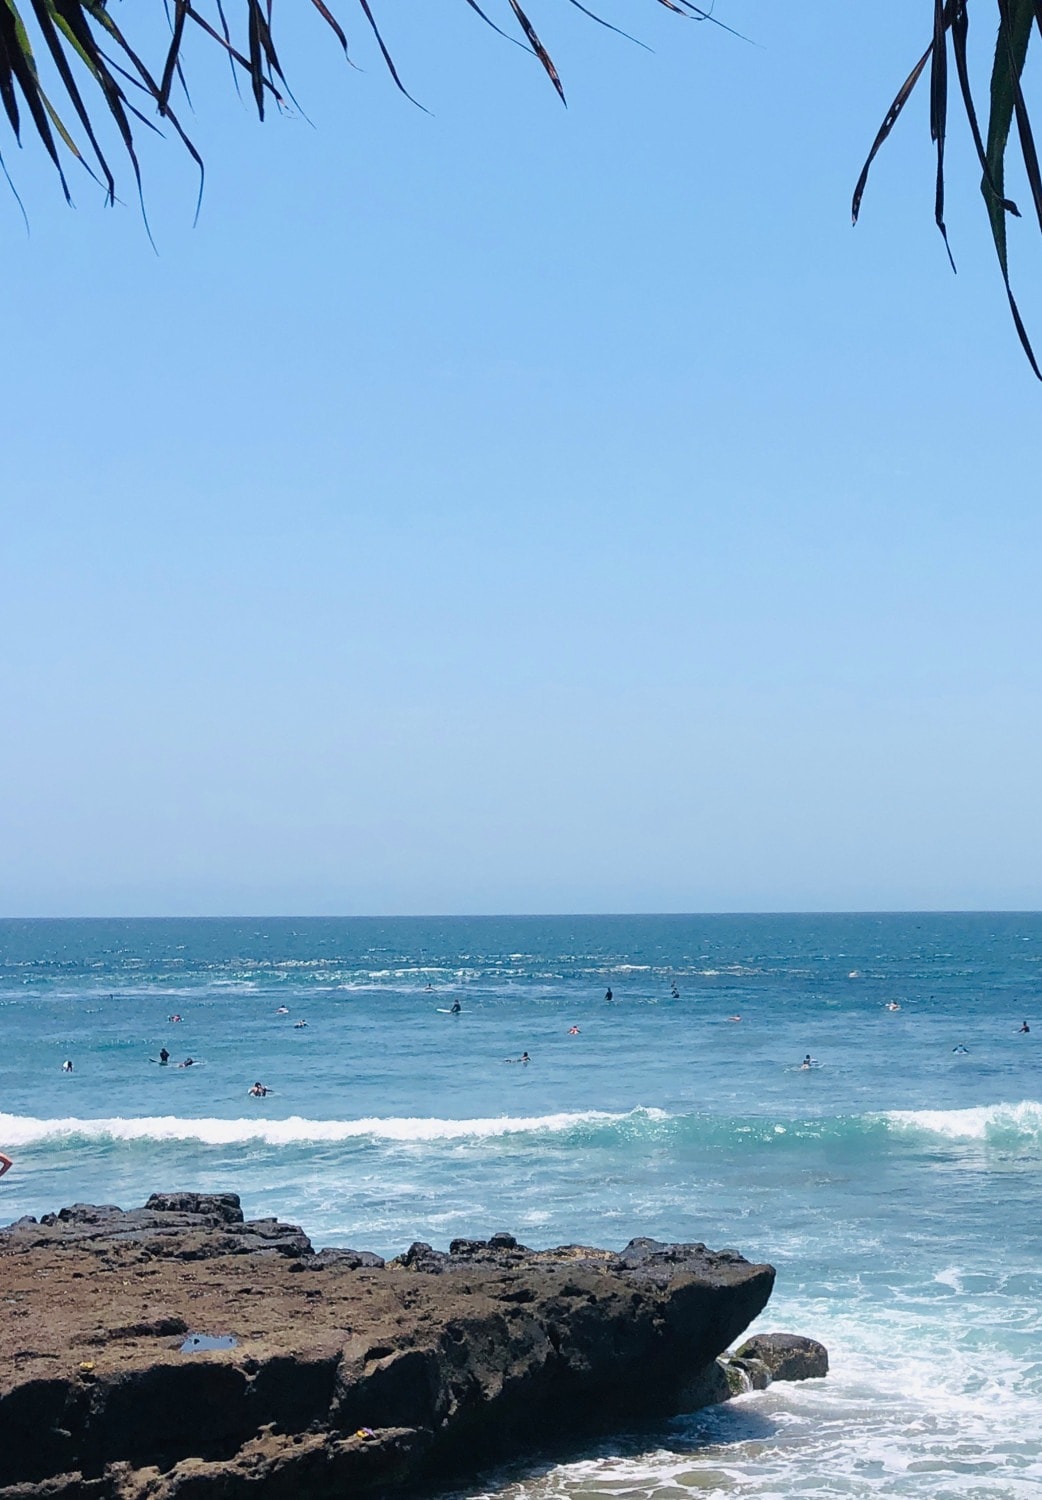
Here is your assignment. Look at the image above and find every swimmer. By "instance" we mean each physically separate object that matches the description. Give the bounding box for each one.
[604,987,613,1003]
[158,1048,170,1065]
[568,1025,580,1035]
[248,1082,271,1097]
[168,1014,183,1023]
[952,1044,969,1054]
[505,1052,531,1064]
[1017,1021,1031,1033]
[425,983,433,991]
[294,1019,308,1029]
[885,1001,901,1012]
[0,1152,11,1180]
[276,1006,289,1015]
[61,1059,73,1072]
[177,1057,196,1068]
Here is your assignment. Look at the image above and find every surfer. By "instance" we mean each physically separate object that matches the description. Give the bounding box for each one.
[1017,1021,1031,1033]
[168,1014,183,1023]
[604,987,613,1003]
[159,1048,170,1064]
[728,1014,741,1022]
[450,1000,462,1014]
[568,1025,580,1035]
[276,1006,289,1015]
[61,1059,73,1072]
[505,1052,530,1064]
[800,1055,817,1070]
[952,1044,969,1054]
[248,1082,271,1097]
[177,1057,196,1068]
[0,1152,11,1180]
[671,985,680,999]
[885,1001,901,1011]
[294,1019,308,1029]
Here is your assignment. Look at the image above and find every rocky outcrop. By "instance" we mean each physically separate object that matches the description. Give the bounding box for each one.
[0,1194,813,1499]
[733,1332,829,1382]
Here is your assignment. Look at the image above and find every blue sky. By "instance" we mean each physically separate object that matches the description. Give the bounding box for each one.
[2,1,1041,916]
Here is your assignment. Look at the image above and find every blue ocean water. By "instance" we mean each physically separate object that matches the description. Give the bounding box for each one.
[1,913,1040,1498]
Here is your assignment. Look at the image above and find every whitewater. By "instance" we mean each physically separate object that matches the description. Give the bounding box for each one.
[1,912,1040,1499]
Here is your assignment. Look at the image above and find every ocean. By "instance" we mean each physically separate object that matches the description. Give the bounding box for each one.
[1,913,1040,1498]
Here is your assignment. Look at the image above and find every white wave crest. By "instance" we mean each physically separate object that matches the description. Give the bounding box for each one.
[883,1099,1042,1144]
[0,1107,668,1150]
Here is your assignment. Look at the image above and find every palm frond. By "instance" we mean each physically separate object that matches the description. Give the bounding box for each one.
[4,3,1042,375]
[854,0,1042,376]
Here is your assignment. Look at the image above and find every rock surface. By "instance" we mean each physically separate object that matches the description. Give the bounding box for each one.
[0,1195,788,1498]
[733,1332,829,1382]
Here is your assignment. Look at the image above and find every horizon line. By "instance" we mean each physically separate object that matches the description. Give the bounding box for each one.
[3,909,1042,922]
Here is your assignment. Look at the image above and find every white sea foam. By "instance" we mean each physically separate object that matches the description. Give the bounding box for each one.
[883,1099,1042,1144]
[0,1107,667,1150]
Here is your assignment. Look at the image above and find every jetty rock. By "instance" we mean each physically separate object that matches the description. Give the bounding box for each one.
[0,1194,806,1498]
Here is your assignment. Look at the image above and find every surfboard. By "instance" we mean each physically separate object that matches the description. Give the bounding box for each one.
[436,1008,462,1015]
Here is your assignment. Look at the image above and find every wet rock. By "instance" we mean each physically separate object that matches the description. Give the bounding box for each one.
[726,1354,772,1390]
[733,1333,829,1381]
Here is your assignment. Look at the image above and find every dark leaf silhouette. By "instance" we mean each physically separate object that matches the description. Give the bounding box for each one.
[854,0,1042,375]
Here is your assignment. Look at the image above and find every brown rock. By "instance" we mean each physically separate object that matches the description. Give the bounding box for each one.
[0,1198,777,1498]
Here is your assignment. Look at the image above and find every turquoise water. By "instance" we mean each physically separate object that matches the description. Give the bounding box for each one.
[1,914,1040,1498]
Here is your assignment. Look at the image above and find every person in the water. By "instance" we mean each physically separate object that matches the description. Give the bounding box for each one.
[800,1055,817,1069]
[670,984,680,999]
[178,1057,196,1068]
[158,1048,170,1065]
[568,1025,580,1035]
[450,1000,461,1014]
[1018,1021,1031,1033]
[248,1082,271,1097]
[952,1044,969,1054]
[61,1059,73,1072]
[276,1006,289,1015]
[0,1152,12,1180]
[505,1052,530,1064]
[294,1019,308,1029]
[604,987,613,1003]
[168,1014,183,1023]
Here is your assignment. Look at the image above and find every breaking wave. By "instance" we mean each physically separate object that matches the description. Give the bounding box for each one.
[3,1101,1040,1153]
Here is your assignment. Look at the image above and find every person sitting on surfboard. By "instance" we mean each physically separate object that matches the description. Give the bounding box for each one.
[450,1000,461,1014]
[158,1048,170,1064]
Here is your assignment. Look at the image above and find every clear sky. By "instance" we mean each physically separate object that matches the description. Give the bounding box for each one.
[2,2,1041,916]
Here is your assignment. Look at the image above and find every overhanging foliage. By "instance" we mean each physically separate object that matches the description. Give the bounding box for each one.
[1,3,1041,372]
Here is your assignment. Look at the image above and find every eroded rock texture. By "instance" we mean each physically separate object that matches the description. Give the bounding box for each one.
[0,1194,782,1498]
